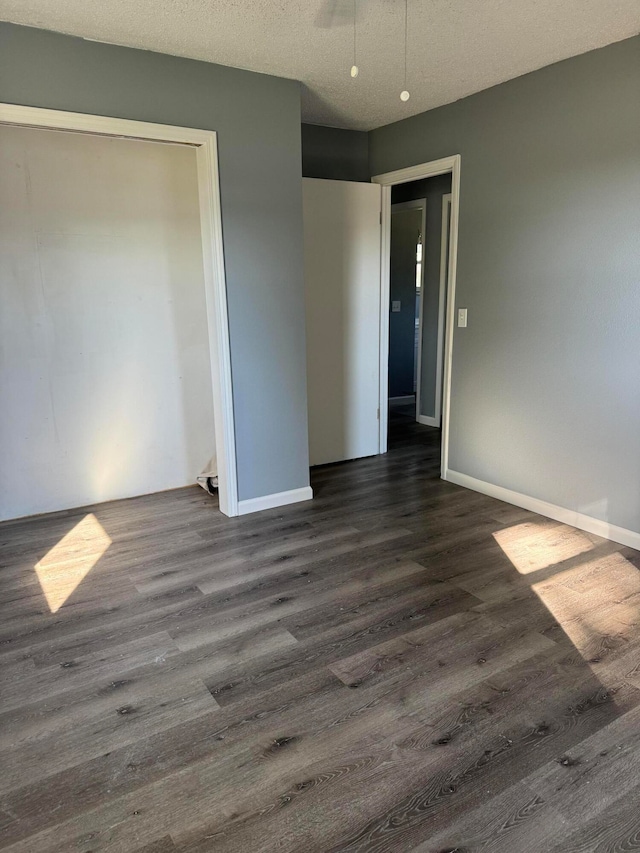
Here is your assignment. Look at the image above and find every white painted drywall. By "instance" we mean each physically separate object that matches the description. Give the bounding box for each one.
[0,124,216,520]
[303,178,381,466]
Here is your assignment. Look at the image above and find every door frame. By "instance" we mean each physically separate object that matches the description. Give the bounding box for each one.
[372,155,461,479]
[421,190,453,430]
[389,198,427,422]
[0,103,239,516]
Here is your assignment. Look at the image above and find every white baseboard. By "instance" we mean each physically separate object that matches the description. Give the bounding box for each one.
[445,469,640,551]
[389,395,416,404]
[238,486,313,516]
[417,414,440,428]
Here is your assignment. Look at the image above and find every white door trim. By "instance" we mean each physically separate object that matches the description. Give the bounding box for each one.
[390,198,426,424]
[372,155,461,479]
[432,192,453,429]
[416,189,451,426]
[377,184,392,453]
[0,103,239,517]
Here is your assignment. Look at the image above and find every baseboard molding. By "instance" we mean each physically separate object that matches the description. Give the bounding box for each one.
[389,395,416,405]
[445,469,640,551]
[238,486,313,516]
[417,414,440,428]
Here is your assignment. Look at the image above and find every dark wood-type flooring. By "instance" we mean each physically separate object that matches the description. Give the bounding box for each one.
[2,409,640,852]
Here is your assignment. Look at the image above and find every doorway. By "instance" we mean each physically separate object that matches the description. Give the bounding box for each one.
[0,104,238,518]
[389,175,453,435]
[388,199,426,415]
[373,155,461,478]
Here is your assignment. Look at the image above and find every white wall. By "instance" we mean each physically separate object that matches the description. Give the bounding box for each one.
[0,125,216,520]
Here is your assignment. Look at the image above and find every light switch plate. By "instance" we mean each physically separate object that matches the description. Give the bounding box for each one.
[391,300,401,313]
[457,308,468,328]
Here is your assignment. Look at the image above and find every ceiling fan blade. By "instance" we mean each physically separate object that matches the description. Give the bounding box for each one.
[315,0,353,29]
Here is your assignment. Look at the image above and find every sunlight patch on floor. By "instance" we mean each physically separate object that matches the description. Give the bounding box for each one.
[493,521,594,574]
[34,513,111,613]
[494,520,640,661]
[532,550,640,650]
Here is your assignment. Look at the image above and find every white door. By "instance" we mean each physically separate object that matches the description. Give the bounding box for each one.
[303,178,382,466]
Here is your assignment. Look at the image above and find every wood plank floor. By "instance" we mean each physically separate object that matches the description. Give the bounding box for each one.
[2,409,640,852]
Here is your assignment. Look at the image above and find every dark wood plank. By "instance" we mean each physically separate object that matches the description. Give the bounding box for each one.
[1,407,639,852]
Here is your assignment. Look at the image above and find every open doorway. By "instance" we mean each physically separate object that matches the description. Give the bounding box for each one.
[373,155,461,478]
[387,175,452,457]
[388,199,425,411]
[0,104,238,518]
[302,156,459,482]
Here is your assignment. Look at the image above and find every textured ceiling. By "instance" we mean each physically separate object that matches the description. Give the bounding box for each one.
[1,0,639,130]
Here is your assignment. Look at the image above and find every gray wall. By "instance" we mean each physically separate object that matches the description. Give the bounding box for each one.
[302,123,369,182]
[393,175,452,418]
[0,22,310,504]
[388,207,421,398]
[371,34,640,534]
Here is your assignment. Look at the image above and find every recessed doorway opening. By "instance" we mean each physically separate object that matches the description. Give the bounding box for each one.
[373,155,461,479]
[0,104,238,519]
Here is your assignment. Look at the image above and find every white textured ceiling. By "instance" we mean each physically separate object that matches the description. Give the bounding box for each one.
[1,0,639,130]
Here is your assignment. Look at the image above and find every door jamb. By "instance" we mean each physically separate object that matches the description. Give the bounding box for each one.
[372,155,461,479]
[0,103,239,516]
[422,191,453,430]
